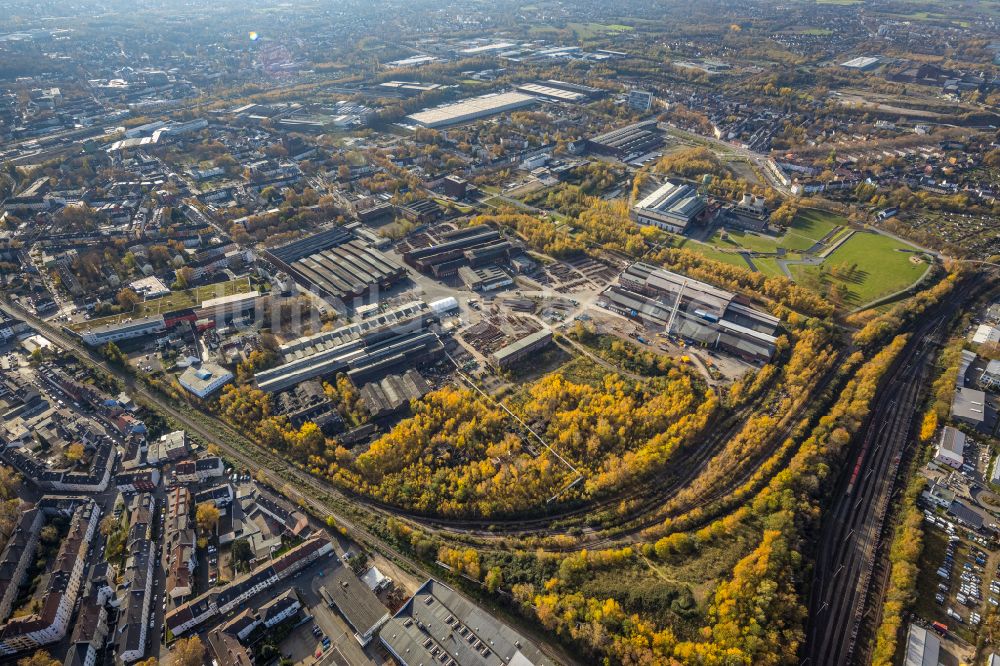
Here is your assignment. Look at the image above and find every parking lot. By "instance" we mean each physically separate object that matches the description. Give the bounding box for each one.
[915,435,1000,661]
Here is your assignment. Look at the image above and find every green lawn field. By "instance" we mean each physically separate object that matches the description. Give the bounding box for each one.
[790,232,929,305]
[568,22,634,38]
[790,208,844,240]
[751,257,787,278]
[707,209,844,255]
[675,239,749,268]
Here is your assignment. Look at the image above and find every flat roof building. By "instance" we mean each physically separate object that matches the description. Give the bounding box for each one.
[841,56,882,71]
[459,42,516,54]
[380,579,555,666]
[490,330,553,369]
[458,265,513,292]
[952,386,986,427]
[384,55,439,68]
[324,563,390,646]
[79,315,166,347]
[178,363,233,399]
[406,92,537,128]
[903,624,939,666]
[516,82,588,103]
[948,500,984,529]
[972,324,1000,345]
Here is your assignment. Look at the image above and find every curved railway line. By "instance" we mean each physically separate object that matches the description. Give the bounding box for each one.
[3,295,859,556]
[5,295,849,551]
[9,278,985,666]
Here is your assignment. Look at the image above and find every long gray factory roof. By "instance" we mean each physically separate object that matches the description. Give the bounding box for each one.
[491,329,552,363]
[280,301,429,358]
[326,563,389,639]
[380,579,554,666]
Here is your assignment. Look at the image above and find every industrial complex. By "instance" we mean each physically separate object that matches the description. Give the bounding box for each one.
[380,579,555,666]
[254,301,442,393]
[601,263,781,361]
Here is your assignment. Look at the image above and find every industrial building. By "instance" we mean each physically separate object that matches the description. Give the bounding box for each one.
[264,227,405,301]
[378,81,443,95]
[398,198,443,224]
[934,426,966,469]
[587,121,663,159]
[458,265,513,292]
[723,193,771,232]
[402,225,516,277]
[840,56,882,71]
[406,92,537,128]
[196,291,261,324]
[459,41,516,55]
[384,55,439,68]
[631,180,708,233]
[490,329,553,369]
[379,578,554,666]
[178,363,234,399]
[515,79,602,102]
[323,564,390,646]
[79,315,166,347]
[952,386,987,428]
[903,624,939,666]
[600,263,780,362]
[360,370,431,418]
[254,301,441,393]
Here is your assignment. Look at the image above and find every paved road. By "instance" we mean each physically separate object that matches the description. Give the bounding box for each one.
[0,297,428,571]
[1,298,580,666]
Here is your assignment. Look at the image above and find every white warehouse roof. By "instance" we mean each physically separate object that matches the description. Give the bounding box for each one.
[406,92,537,128]
[429,297,459,314]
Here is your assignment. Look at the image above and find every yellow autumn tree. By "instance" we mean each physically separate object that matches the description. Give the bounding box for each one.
[919,411,938,442]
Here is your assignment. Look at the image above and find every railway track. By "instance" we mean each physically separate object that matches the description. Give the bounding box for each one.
[412,345,847,547]
[805,297,965,665]
[0,300,433,569]
[6,296,848,555]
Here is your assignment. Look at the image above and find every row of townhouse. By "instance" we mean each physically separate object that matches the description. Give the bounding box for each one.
[165,537,333,636]
[0,501,100,656]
